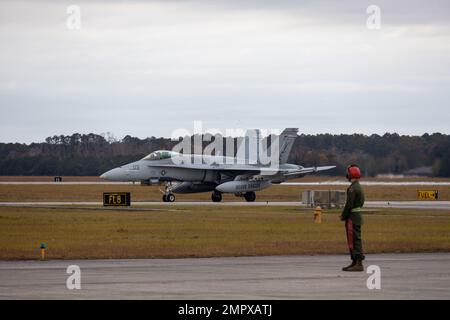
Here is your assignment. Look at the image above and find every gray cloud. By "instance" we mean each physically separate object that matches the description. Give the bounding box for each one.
[0,0,449,143]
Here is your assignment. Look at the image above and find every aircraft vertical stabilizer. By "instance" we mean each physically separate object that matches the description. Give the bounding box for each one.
[278,128,298,164]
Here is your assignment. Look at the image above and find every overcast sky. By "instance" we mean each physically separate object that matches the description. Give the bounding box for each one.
[1,0,450,143]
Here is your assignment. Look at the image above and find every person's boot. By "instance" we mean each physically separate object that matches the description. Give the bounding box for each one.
[342,260,356,271]
[345,259,364,272]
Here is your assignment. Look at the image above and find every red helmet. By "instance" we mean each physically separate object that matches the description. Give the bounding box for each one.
[346,165,361,180]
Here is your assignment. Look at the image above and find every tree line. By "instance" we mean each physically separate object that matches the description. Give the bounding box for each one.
[0,132,449,177]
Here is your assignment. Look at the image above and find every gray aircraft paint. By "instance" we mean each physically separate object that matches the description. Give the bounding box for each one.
[100,128,335,200]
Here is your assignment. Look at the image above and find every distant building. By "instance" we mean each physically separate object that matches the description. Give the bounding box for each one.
[375,174,405,179]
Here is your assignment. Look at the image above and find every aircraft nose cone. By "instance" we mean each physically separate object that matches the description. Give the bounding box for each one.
[100,168,117,180]
[99,167,127,181]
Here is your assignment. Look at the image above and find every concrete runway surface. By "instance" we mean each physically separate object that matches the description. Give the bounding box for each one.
[1,253,449,299]
[1,200,449,210]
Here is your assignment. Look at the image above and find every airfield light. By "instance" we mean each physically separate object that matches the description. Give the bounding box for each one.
[40,243,46,261]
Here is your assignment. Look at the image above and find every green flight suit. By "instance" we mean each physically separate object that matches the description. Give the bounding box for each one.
[342,180,365,261]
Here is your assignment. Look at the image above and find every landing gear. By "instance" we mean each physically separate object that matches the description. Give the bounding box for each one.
[162,182,175,202]
[162,193,175,202]
[211,190,222,202]
[244,191,256,202]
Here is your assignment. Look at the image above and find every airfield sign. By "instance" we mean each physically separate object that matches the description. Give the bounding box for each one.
[417,190,439,200]
[103,192,131,206]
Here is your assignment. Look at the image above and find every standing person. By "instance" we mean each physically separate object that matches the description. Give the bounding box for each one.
[340,164,365,272]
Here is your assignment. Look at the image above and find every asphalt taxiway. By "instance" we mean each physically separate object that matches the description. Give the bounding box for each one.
[0,253,449,299]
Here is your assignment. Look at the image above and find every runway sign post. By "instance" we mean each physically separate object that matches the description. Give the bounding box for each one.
[103,192,131,207]
[417,190,439,200]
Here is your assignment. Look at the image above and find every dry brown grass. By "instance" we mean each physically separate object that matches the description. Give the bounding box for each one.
[2,175,450,182]
[0,205,449,260]
[0,183,449,202]
[0,176,102,182]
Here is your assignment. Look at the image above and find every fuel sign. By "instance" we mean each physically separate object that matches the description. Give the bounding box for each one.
[417,190,439,200]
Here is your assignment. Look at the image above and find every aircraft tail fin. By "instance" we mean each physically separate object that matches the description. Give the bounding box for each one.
[278,128,298,164]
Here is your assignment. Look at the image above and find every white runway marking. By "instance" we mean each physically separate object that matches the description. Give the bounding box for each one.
[1,181,450,186]
[0,201,449,209]
[283,181,450,186]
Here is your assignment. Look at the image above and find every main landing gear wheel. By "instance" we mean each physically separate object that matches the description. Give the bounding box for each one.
[163,194,175,202]
[244,191,256,202]
[211,191,222,202]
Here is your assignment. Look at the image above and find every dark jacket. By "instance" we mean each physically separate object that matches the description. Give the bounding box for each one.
[342,180,365,225]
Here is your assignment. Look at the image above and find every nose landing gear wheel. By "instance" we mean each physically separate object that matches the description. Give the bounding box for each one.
[211,191,222,202]
[244,191,256,202]
[162,182,175,202]
[163,194,175,202]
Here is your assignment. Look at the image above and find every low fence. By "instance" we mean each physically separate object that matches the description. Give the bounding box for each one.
[302,190,346,209]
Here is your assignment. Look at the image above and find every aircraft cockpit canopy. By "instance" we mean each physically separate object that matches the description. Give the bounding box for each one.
[142,150,179,161]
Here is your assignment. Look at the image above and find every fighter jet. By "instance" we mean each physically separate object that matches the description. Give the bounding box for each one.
[100,128,335,202]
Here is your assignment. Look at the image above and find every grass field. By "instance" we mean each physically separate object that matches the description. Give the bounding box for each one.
[2,175,450,182]
[1,205,449,260]
[0,183,449,202]
[1,176,449,260]
[1,175,449,201]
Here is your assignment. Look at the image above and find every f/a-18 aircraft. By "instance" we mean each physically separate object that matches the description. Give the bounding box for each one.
[100,128,335,202]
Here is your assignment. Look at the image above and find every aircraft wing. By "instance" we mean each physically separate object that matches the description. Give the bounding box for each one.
[149,162,276,172]
[282,166,336,176]
[150,163,336,175]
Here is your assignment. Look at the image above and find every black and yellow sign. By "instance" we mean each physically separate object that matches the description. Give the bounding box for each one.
[417,190,439,200]
[103,192,131,206]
